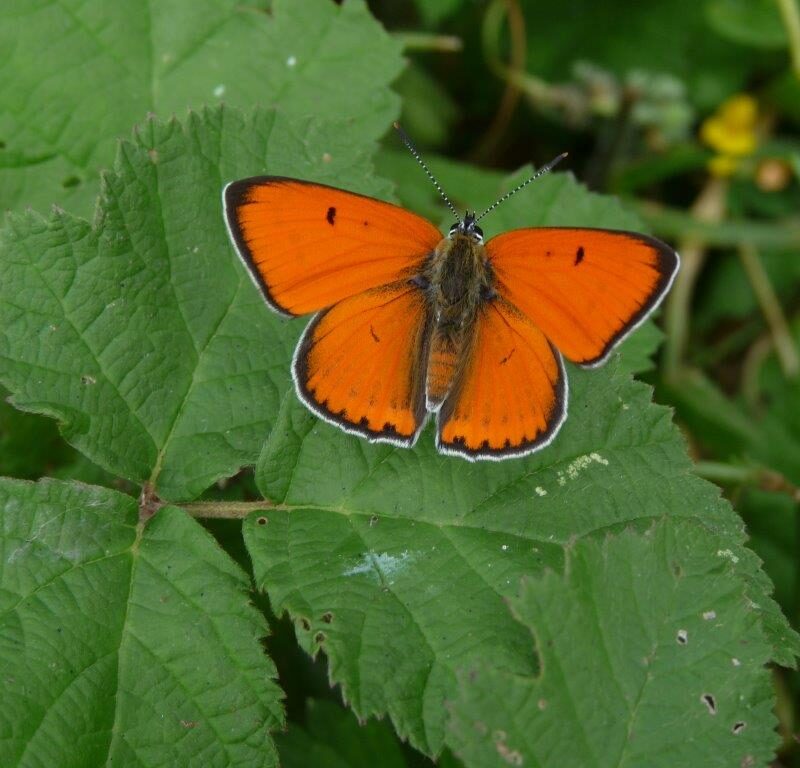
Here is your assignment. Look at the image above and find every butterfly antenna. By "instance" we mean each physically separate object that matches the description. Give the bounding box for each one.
[474,152,569,223]
[394,122,461,222]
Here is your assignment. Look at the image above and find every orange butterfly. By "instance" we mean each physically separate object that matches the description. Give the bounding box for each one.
[223,126,679,461]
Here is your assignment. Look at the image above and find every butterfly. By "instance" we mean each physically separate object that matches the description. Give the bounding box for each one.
[223,125,679,461]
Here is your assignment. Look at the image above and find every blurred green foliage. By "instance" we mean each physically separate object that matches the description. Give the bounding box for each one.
[2,0,800,765]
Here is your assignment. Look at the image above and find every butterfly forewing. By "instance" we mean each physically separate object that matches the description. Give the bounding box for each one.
[224,177,442,316]
[486,228,679,367]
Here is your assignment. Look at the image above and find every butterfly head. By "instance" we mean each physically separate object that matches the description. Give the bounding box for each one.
[449,214,484,243]
[394,122,567,247]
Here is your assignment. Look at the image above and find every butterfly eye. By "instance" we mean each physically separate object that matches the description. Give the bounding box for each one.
[448,222,460,236]
[472,224,484,242]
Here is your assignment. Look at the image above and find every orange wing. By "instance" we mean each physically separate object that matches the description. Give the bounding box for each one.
[224,177,443,316]
[486,228,679,366]
[293,281,432,446]
[437,298,566,460]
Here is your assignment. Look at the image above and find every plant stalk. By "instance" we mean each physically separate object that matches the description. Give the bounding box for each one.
[777,0,800,80]
[739,244,800,378]
[394,32,463,53]
[662,177,728,378]
[181,500,273,519]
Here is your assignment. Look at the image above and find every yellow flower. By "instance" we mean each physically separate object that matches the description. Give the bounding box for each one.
[707,155,739,178]
[700,94,758,177]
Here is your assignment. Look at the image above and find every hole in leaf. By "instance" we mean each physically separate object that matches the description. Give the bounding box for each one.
[256,516,268,526]
[322,612,333,623]
[62,175,81,188]
[732,721,746,735]
[369,515,379,526]
[314,631,326,644]
[676,629,688,645]
[298,618,310,631]
[701,693,717,715]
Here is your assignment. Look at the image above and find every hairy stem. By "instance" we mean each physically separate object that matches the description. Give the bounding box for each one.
[181,500,274,519]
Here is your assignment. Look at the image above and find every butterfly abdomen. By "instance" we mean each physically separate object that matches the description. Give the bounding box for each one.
[423,233,491,411]
[426,327,460,410]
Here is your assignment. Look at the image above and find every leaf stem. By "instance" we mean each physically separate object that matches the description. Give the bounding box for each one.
[777,0,800,81]
[180,500,273,519]
[739,244,800,378]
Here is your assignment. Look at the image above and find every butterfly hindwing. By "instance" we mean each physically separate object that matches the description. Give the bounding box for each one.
[293,281,432,446]
[436,297,567,459]
[486,228,679,367]
[224,177,443,316]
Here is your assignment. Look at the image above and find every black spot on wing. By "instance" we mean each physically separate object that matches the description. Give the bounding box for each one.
[499,347,515,365]
[326,206,336,225]
[369,324,380,343]
[575,246,585,265]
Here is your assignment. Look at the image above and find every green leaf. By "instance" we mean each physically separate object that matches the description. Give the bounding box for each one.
[241,162,795,759]
[706,0,789,49]
[0,106,390,501]
[447,522,777,768]
[247,358,796,755]
[0,477,283,766]
[615,316,664,375]
[277,699,409,768]
[393,64,459,150]
[0,0,402,216]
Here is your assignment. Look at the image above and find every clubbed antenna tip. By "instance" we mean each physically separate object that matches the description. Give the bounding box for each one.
[475,152,569,223]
